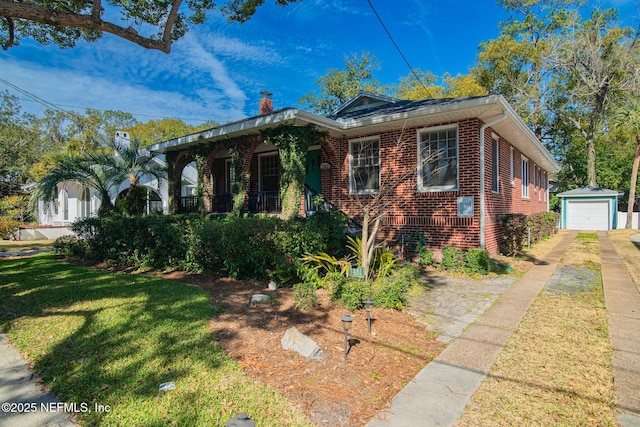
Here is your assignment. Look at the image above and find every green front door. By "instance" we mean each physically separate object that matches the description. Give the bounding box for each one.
[305,150,322,193]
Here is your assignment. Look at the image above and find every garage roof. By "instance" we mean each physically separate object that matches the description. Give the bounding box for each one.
[557,186,620,197]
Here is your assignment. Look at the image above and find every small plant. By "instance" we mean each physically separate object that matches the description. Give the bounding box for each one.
[301,252,351,276]
[331,279,370,311]
[372,265,419,309]
[417,247,434,266]
[441,246,465,272]
[464,248,492,274]
[293,281,318,309]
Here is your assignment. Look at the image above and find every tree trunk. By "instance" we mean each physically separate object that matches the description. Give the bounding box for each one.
[626,136,640,229]
[587,138,597,187]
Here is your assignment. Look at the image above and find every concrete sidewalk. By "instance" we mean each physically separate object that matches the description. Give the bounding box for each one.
[0,334,75,427]
[599,233,640,426]
[366,231,578,427]
[367,230,640,426]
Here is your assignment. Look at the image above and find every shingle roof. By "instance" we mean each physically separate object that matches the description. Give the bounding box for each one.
[327,96,487,122]
[556,186,620,197]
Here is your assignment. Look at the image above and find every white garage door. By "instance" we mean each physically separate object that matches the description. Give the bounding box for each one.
[566,199,610,230]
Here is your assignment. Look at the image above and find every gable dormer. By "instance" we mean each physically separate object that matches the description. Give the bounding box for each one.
[331,92,400,117]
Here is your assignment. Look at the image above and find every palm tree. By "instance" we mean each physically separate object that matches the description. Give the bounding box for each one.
[97,137,166,216]
[611,99,640,229]
[32,137,166,217]
[30,152,118,217]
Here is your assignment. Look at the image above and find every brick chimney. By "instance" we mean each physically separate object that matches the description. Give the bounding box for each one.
[259,91,273,115]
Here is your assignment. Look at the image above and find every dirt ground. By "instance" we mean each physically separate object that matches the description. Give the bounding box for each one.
[161,271,445,427]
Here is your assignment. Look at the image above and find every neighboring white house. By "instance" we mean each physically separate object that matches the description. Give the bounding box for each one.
[24,132,193,239]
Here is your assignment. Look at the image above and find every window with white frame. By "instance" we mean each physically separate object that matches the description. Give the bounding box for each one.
[492,137,499,193]
[418,125,458,191]
[349,138,380,194]
[61,189,69,221]
[521,156,530,198]
[510,146,515,185]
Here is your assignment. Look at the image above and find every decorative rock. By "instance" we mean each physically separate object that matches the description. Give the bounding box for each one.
[268,280,278,290]
[281,327,325,360]
[250,294,271,304]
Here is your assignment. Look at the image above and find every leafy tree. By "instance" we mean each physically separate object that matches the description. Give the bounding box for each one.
[0,0,297,52]
[0,91,43,196]
[29,108,138,180]
[554,8,640,187]
[299,51,388,115]
[473,0,582,141]
[126,118,218,148]
[393,71,487,100]
[611,99,640,228]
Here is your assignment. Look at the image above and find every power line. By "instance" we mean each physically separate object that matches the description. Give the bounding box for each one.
[366,0,434,98]
[0,79,212,123]
[0,78,67,113]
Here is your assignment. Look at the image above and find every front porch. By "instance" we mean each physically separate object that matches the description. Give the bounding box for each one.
[178,191,282,214]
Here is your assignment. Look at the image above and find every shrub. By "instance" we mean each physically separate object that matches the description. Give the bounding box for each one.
[293,281,318,309]
[331,279,371,311]
[0,216,20,239]
[499,213,528,256]
[464,248,492,274]
[372,265,419,309]
[499,212,559,255]
[417,247,434,266]
[441,246,465,271]
[53,235,88,258]
[68,212,349,281]
[527,212,559,244]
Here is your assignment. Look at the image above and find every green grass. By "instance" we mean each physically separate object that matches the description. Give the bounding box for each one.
[577,232,598,239]
[0,239,55,252]
[0,254,312,426]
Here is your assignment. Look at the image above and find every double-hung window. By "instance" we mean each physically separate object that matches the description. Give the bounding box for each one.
[521,156,530,198]
[418,125,458,192]
[349,138,380,194]
[491,137,499,193]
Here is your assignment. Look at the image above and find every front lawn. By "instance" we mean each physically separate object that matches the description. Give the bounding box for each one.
[0,254,311,426]
[0,239,55,252]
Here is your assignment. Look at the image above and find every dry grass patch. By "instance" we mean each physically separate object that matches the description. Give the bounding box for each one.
[457,235,617,426]
[493,230,570,275]
[608,229,640,292]
[561,232,601,269]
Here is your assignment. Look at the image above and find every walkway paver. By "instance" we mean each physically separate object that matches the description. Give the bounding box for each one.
[366,231,577,427]
[599,232,640,426]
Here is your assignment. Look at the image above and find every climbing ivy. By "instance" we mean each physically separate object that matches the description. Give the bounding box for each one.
[261,124,327,219]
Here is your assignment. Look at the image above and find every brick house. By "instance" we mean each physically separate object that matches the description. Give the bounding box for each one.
[148,92,560,255]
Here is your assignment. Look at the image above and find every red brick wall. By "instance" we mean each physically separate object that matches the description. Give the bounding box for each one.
[321,119,550,255]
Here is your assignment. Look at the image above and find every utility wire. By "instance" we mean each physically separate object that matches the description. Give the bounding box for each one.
[0,78,67,113]
[366,0,434,98]
[0,79,211,123]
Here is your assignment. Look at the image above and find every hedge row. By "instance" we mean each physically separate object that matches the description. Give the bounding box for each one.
[65,211,348,280]
[499,212,559,256]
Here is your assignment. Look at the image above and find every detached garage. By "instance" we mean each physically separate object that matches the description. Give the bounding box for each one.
[557,187,620,231]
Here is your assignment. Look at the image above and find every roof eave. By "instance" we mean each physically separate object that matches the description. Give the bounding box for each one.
[148,109,343,154]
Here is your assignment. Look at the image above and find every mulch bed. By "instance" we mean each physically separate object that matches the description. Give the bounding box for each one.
[161,271,445,426]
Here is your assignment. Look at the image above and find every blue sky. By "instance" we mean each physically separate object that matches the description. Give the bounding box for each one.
[1,0,637,126]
